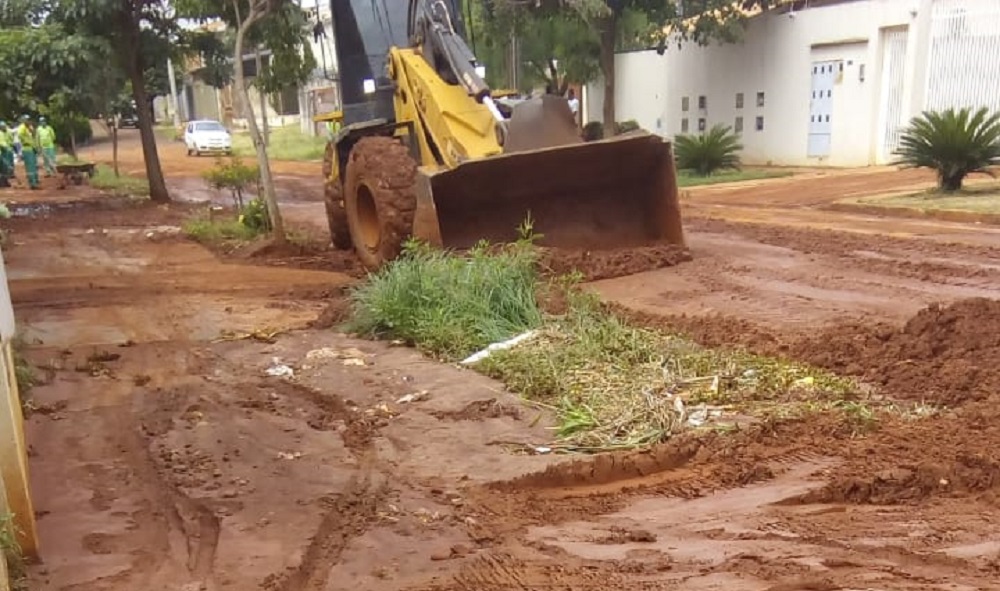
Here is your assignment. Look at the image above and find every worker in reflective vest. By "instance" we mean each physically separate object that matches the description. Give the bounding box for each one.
[17,115,40,189]
[0,121,11,187]
[36,117,57,177]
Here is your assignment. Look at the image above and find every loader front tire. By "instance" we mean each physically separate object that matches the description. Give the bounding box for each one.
[343,136,417,270]
[322,142,352,250]
[323,180,352,250]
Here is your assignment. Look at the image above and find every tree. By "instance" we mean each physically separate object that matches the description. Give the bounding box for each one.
[490,0,775,136]
[58,0,181,203]
[178,0,316,245]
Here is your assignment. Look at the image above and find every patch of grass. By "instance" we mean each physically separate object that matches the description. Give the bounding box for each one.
[90,164,149,197]
[851,183,1000,214]
[347,240,543,359]
[0,512,26,590]
[183,215,263,245]
[11,337,35,413]
[231,125,327,162]
[677,169,792,188]
[347,240,915,452]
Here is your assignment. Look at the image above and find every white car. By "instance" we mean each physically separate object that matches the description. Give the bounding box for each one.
[184,120,233,156]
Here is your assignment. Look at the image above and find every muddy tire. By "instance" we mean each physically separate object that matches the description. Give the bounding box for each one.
[322,142,352,250]
[324,180,352,250]
[343,137,418,270]
[322,141,335,178]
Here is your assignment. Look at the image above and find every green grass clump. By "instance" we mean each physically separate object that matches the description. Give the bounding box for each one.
[90,165,150,197]
[183,215,262,244]
[231,125,327,161]
[0,512,26,590]
[347,240,543,360]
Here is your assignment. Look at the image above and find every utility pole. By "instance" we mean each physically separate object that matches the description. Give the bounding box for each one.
[167,57,181,128]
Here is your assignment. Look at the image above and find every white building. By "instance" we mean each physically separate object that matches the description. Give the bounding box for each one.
[586,0,1000,167]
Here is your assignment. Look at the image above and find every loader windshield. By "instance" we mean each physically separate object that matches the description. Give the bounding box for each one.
[330,0,410,106]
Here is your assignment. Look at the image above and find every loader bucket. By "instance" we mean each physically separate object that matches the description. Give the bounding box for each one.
[410,132,686,251]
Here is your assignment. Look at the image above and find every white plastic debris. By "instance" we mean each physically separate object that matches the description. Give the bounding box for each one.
[534,446,552,454]
[277,451,303,460]
[265,357,294,378]
[396,390,429,404]
[460,330,540,365]
[687,408,709,427]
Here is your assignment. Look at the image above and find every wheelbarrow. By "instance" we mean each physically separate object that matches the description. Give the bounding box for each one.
[56,162,96,187]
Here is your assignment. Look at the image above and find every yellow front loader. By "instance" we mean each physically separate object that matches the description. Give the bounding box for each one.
[317,0,684,270]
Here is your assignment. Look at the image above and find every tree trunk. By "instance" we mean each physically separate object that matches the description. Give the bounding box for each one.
[598,14,617,138]
[256,48,269,147]
[120,16,169,203]
[69,131,77,159]
[236,11,285,244]
[940,172,963,192]
[112,121,120,178]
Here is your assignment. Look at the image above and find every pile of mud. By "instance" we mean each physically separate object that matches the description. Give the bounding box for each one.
[537,245,692,282]
[790,298,1000,406]
[239,238,365,277]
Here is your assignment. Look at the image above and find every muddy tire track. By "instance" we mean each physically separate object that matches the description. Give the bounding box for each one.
[265,467,388,591]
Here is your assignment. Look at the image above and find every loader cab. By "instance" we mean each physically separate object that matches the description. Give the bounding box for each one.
[329,0,469,126]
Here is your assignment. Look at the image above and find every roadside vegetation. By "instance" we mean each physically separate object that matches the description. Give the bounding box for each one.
[674,123,743,176]
[0,511,25,591]
[345,233,906,452]
[12,337,36,415]
[847,183,1000,215]
[89,164,150,197]
[185,157,272,246]
[231,125,326,162]
[895,106,1000,192]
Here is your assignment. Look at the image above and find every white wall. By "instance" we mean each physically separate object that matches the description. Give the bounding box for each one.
[591,0,930,167]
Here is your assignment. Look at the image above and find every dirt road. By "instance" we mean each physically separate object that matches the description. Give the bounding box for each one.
[9,132,1000,590]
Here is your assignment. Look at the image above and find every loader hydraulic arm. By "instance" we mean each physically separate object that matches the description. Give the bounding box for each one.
[407,0,509,124]
[387,0,508,168]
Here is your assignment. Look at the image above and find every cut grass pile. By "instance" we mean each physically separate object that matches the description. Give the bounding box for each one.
[849,183,1000,214]
[347,239,911,452]
[677,168,792,188]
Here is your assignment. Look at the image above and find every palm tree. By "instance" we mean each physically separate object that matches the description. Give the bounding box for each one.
[674,124,743,176]
[895,107,1000,192]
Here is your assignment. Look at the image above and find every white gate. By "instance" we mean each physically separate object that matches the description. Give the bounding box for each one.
[807,60,840,158]
[925,0,1000,115]
[878,29,908,163]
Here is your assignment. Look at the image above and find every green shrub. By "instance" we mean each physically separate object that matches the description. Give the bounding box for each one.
[895,107,1000,192]
[202,157,261,208]
[238,198,271,232]
[582,121,603,142]
[615,120,641,134]
[347,240,543,360]
[674,124,743,176]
